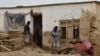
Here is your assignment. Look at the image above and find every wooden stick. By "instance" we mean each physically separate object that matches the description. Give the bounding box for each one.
[0,45,11,51]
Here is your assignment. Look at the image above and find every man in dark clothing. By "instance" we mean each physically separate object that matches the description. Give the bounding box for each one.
[24,21,30,45]
[24,21,30,35]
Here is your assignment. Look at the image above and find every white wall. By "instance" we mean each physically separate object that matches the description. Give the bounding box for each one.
[41,3,95,33]
[0,2,95,33]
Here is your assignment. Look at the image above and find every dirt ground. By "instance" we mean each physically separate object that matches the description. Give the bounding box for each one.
[0,32,81,56]
[0,30,99,56]
[0,43,81,56]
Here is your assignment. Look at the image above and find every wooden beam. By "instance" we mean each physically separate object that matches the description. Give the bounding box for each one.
[0,45,11,51]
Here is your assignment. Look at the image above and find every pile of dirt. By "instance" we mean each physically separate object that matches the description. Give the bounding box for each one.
[0,31,24,52]
[8,31,24,39]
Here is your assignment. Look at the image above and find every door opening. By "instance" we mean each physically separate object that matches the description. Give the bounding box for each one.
[32,13,42,48]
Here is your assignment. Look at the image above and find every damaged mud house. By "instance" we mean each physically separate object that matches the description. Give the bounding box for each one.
[0,1,100,56]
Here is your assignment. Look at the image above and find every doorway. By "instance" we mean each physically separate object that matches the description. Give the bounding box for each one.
[32,13,42,48]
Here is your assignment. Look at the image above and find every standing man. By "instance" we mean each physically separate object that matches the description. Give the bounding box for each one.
[24,21,31,45]
[51,26,59,52]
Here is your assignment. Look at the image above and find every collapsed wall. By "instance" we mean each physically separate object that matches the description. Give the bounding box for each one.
[90,16,100,56]
[79,9,100,56]
[79,9,94,41]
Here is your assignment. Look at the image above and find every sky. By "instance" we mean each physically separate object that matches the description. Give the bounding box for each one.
[0,0,98,7]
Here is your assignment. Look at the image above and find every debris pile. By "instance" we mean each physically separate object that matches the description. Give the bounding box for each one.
[0,32,24,52]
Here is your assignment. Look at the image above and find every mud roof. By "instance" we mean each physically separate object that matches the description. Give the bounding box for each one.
[0,1,100,9]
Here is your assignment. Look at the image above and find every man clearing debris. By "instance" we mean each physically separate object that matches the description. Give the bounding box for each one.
[24,21,31,45]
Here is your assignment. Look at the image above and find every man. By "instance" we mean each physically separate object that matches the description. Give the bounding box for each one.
[24,21,31,45]
[51,26,59,51]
